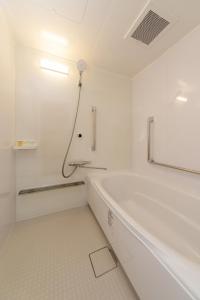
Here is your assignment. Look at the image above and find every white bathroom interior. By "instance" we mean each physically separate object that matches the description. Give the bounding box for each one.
[0,0,200,299]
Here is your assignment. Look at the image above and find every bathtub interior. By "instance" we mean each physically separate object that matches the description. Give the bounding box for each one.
[101,174,200,227]
[121,193,200,263]
[100,174,200,263]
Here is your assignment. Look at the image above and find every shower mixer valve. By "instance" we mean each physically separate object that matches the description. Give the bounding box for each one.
[68,160,107,170]
[68,160,91,167]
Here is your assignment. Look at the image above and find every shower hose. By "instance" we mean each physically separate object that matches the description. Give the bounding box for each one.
[61,71,83,178]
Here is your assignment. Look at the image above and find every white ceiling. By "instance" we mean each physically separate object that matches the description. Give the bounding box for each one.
[32,0,88,23]
[2,0,200,77]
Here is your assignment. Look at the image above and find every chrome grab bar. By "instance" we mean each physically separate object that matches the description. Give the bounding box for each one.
[147,116,200,175]
[91,106,96,151]
[80,165,107,170]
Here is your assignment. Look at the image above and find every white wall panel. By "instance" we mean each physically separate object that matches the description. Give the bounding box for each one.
[131,24,200,197]
[0,7,15,245]
[15,46,131,220]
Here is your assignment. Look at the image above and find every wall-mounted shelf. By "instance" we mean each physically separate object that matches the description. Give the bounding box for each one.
[14,140,38,150]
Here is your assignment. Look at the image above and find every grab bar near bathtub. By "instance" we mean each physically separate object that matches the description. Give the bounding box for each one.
[147,116,200,175]
[91,106,96,151]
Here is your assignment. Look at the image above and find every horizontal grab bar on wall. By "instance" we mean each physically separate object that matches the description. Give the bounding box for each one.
[18,181,85,195]
[147,116,200,175]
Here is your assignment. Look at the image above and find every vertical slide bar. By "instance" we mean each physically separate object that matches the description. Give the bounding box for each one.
[91,106,96,151]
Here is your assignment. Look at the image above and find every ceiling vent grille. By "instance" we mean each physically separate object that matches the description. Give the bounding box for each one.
[131,10,170,45]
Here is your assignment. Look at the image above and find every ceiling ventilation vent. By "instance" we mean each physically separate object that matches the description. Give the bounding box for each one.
[131,10,170,45]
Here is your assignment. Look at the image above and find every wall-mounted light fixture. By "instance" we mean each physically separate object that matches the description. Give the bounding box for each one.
[40,59,69,75]
[176,95,188,102]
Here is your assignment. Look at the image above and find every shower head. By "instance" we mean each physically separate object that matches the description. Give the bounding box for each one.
[77,59,87,73]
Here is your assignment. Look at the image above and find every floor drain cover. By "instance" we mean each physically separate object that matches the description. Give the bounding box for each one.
[89,246,118,278]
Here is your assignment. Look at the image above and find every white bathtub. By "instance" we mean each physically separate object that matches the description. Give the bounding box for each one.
[87,172,200,300]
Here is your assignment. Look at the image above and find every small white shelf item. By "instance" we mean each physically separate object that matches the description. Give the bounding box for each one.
[14,140,38,150]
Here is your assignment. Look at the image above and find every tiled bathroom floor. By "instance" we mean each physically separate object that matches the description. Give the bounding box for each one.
[0,206,137,300]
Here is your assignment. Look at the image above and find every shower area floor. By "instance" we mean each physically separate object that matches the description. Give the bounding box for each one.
[0,206,137,300]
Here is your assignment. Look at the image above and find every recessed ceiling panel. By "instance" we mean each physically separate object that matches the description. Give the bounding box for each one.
[33,0,88,23]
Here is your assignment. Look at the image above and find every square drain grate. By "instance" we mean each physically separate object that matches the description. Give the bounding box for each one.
[89,246,118,278]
